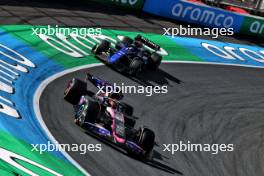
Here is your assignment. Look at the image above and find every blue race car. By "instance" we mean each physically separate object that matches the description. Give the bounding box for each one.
[92,35,162,76]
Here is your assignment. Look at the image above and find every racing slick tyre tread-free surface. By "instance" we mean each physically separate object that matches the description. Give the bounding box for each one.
[92,40,111,54]
[149,53,162,70]
[128,59,144,76]
[64,78,86,105]
[138,127,155,154]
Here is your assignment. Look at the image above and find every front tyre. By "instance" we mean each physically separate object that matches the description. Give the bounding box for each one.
[64,78,86,105]
[148,53,162,70]
[137,127,155,158]
[128,59,144,76]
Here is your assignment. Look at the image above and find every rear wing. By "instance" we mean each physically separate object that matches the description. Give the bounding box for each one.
[134,35,160,51]
[86,73,114,90]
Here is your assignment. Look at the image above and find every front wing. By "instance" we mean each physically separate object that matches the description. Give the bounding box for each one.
[83,122,145,156]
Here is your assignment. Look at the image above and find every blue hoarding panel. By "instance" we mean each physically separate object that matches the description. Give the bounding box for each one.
[143,0,244,32]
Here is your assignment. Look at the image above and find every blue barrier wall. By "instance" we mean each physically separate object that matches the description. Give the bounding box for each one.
[143,0,244,32]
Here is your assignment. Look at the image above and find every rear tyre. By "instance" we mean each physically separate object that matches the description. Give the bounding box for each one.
[64,78,86,105]
[137,127,155,157]
[128,59,144,76]
[148,52,162,70]
[92,40,110,54]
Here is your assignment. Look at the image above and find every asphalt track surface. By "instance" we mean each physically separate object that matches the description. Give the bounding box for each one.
[40,63,264,176]
[1,1,263,176]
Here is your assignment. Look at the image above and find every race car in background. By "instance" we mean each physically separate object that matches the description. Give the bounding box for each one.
[92,35,162,76]
[64,73,155,159]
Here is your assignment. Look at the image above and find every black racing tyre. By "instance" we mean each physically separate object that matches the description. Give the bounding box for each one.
[78,99,101,127]
[64,78,86,105]
[148,52,162,70]
[137,127,155,154]
[120,102,133,116]
[92,40,110,54]
[128,59,143,76]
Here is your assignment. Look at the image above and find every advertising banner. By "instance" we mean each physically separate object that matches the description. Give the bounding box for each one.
[240,16,264,37]
[143,0,244,32]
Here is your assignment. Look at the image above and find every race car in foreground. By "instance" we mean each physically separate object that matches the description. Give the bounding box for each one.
[64,73,155,159]
[92,35,162,76]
